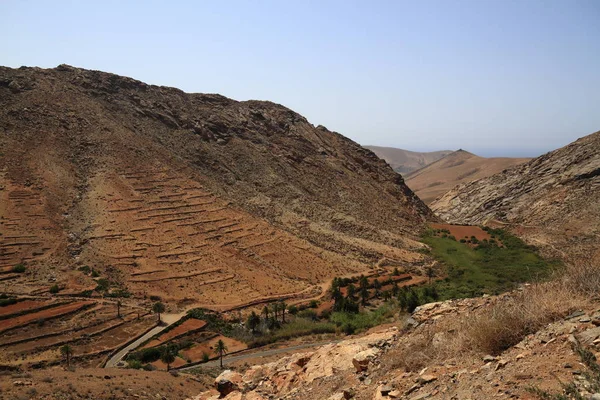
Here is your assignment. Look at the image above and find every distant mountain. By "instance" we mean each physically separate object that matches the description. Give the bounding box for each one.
[432,131,600,262]
[404,150,530,204]
[364,146,453,174]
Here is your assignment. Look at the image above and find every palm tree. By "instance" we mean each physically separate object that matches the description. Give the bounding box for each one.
[116,300,122,318]
[262,305,269,321]
[280,301,287,323]
[60,344,73,368]
[214,339,228,369]
[161,344,177,371]
[152,302,165,324]
[425,266,435,284]
[247,311,260,334]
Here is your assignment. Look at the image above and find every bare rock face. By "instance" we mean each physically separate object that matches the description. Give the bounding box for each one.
[432,131,600,262]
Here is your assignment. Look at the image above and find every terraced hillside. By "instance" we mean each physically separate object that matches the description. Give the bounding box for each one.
[0,65,434,309]
[0,297,154,368]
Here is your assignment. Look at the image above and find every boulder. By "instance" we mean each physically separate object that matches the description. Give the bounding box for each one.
[215,370,243,397]
[352,348,379,372]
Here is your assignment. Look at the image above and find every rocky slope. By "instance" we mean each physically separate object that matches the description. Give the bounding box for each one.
[432,131,600,261]
[405,150,530,204]
[188,294,600,400]
[0,65,435,306]
[364,146,452,175]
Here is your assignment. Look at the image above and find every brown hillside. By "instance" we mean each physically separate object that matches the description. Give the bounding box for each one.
[405,149,529,204]
[433,131,600,261]
[0,65,435,308]
[364,146,452,174]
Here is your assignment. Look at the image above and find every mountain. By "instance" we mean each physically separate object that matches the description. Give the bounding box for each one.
[404,150,530,204]
[0,65,435,307]
[364,146,452,174]
[432,131,600,261]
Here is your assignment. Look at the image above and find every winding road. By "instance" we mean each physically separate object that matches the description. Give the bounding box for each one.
[177,338,341,371]
[104,313,183,368]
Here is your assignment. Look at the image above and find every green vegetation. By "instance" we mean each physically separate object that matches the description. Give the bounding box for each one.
[49,284,60,294]
[422,227,558,299]
[0,294,18,307]
[12,264,26,273]
[248,318,337,348]
[330,303,396,334]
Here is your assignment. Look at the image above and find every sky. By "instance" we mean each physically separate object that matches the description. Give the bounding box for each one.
[1,0,599,157]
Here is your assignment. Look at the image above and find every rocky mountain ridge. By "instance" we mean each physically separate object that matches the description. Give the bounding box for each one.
[0,64,435,306]
[432,131,600,261]
[405,149,530,204]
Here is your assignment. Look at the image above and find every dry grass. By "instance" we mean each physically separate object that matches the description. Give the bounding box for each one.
[389,258,599,371]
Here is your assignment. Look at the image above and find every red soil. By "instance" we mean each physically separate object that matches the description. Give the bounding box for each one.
[0,300,52,318]
[143,318,207,348]
[181,335,247,363]
[0,301,93,333]
[431,223,492,242]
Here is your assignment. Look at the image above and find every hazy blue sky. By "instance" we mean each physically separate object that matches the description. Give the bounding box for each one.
[1,1,599,157]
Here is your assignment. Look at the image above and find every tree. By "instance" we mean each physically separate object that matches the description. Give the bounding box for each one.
[161,344,177,371]
[116,300,122,318]
[425,266,435,284]
[373,279,382,298]
[346,284,357,301]
[247,311,260,334]
[407,289,420,313]
[152,302,165,324]
[279,301,287,323]
[215,339,228,369]
[60,345,73,368]
[262,305,270,321]
[360,286,369,306]
[393,267,400,276]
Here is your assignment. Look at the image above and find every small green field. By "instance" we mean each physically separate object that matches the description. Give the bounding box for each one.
[422,227,560,299]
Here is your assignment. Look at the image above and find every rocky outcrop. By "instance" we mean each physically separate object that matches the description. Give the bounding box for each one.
[432,131,600,261]
[187,327,398,400]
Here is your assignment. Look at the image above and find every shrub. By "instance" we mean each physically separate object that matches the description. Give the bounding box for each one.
[309,300,318,308]
[202,352,210,363]
[49,285,60,294]
[297,309,318,321]
[248,318,336,348]
[149,295,162,302]
[288,305,298,315]
[78,265,90,274]
[12,264,26,273]
[0,297,17,307]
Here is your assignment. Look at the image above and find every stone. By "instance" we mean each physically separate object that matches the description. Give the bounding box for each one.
[590,394,600,400]
[483,355,496,362]
[215,370,243,397]
[223,392,242,400]
[417,374,437,384]
[579,316,591,323]
[577,327,600,345]
[380,384,393,395]
[352,348,379,372]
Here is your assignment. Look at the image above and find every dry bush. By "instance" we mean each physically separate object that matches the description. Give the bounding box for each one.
[387,257,599,372]
[560,258,600,297]
[465,280,586,355]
